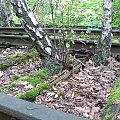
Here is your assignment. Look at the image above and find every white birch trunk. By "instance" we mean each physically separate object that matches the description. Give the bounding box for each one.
[94,0,112,66]
[10,0,59,61]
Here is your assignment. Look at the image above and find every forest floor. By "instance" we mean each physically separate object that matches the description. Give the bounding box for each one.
[0,46,120,120]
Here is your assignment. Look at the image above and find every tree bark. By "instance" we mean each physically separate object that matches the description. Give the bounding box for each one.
[10,0,59,61]
[94,0,112,66]
[0,0,12,26]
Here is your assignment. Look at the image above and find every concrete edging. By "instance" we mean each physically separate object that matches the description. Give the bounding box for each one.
[0,93,88,120]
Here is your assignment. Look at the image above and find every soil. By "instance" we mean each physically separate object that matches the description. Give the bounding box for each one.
[35,58,120,120]
[0,46,120,120]
[0,46,42,95]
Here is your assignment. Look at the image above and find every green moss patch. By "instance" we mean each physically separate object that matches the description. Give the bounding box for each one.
[106,76,120,106]
[102,76,120,120]
[0,87,3,92]
[4,69,51,101]
[0,48,38,70]
[13,69,50,85]
[5,82,17,89]
[104,113,114,120]
[16,82,51,101]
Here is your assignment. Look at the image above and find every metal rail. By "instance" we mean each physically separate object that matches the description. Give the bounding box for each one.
[0,27,120,60]
[0,34,120,60]
[0,27,120,37]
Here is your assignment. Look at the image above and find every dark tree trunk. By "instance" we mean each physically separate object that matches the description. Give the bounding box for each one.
[94,0,112,66]
[10,0,59,61]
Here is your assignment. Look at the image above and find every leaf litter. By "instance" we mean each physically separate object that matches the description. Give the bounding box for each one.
[0,47,120,120]
[35,58,120,120]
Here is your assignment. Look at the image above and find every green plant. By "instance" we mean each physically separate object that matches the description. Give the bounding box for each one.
[19,76,41,85]
[10,0,120,27]
[105,113,114,120]
[18,69,50,85]
[5,69,51,100]
[106,76,120,106]
[12,75,21,81]
[0,48,38,70]
[16,82,51,100]
[5,82,17,89]
[0,87,3,92]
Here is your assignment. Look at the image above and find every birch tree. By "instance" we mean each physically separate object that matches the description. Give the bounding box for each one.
[0,0,12,26]
[10,0,59,61]
[94,0,112,66]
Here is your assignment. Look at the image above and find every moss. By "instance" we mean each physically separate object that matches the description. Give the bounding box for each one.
[14,91,21,95]
[33,69,50,80]
[3,69,50,100]
[19,76,43,85]
[10,54,30,63]
[105,113,114,120]
[12,75,21,81]
[34,69,48,76]
[106,76,120,106]
[8,48,38,63]
[101,77,120,120]
[0,87,3,92]
[0,48,38,70]
[5,82,17,89]
[0,62,10,70]
[18,69,50,85]
[28,48,38,58]
[16,82,51,100]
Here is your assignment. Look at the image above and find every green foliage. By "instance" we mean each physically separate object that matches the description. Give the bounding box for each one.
[112,0,120,26]
[5,82,17,89]
[16,82,51,100]
[0,48,38,70]
[35,0,103,27]
[6,69,51,100]
[106,76,120,106]
[19,69,50,85]
[0,87,3,92]
[2,0,119,27]
[12,75,21,81]
[105,113,114,120]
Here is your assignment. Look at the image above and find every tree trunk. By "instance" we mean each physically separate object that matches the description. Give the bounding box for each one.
[94,0,112,66]
[0,0,12,26]
[10,0,59,61]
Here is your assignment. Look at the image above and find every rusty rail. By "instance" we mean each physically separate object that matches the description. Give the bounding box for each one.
[0,27,120,38]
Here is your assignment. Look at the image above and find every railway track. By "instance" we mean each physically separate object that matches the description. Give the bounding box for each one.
[0,27,119,120]
[0,27,120,60]
[0,34,120,61]
[0,27,120,38]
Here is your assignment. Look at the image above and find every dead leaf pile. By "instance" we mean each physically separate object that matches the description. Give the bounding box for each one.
[0,47,41,94]
[35,58,120,120]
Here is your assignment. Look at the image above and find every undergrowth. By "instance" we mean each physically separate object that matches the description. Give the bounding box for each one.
[106,76,120,106]
[103,76,120,119]
[0,48,38,70]
[16,82,51,101]
[4,69,51,100]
